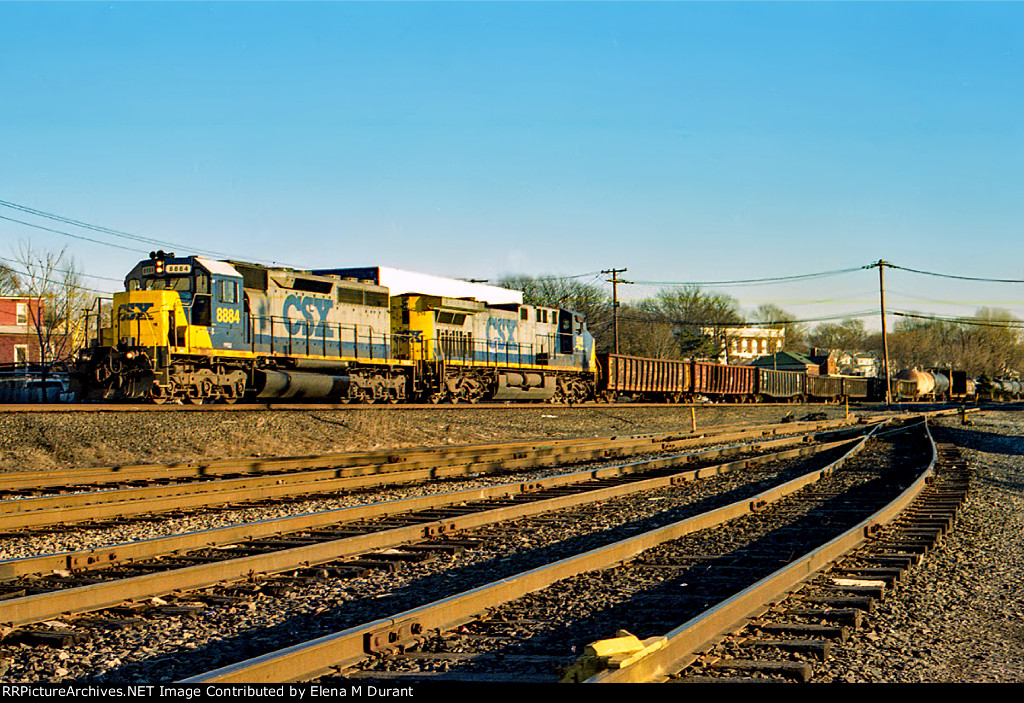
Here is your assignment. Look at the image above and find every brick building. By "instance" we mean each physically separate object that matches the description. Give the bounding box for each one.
[0,296,41,365]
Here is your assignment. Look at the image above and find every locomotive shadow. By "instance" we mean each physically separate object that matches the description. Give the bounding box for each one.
[69,449,851,684]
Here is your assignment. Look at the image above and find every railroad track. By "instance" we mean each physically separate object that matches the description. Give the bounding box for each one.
[0,401,879,413]
[174,417,965,684]
[0,423,871,629]
[0,417,876,531]
[0,411,971,683]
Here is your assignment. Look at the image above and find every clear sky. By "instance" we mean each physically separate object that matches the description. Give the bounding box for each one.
[2,1,1023,331]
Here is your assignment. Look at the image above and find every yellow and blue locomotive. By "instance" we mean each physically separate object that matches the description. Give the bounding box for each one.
[71,252,597,404]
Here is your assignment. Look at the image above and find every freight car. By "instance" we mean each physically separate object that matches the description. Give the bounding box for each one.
[595,353,876,404]
[976,375,1023,401]
[71,253,596,404]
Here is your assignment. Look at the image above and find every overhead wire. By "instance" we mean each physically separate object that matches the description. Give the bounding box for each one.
[887,263,1024,284]
[0,198,304,268]
[0,199,237,259]
[0,258,116,296]
[0,213,148,254]
[5,197,1024,328]
[892,311,1024,330]
[629,266,868,288]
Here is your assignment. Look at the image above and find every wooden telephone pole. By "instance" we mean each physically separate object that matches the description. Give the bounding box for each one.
[875,260,892,405]
[602,268,631,355]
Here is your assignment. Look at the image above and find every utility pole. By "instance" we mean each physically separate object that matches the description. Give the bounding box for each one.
[602,268,631,355]
[876,259,892,405]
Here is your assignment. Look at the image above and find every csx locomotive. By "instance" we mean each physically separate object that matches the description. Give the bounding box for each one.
[71,252,597,404]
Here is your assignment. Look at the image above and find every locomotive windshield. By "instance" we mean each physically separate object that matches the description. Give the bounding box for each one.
[126,271,210,299]
[144,276,192,292]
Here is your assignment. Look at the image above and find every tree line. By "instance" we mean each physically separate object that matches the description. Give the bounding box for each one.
[499,274,1024,378]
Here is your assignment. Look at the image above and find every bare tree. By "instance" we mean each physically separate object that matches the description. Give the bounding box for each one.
[749,303,807,352]
[874,309,1024,378]
[615,299,680,359]
[654,286,743,360]
[498,274,614,348]
[0,262,21,295]
[807,318,867,353]
[11,240,90,376]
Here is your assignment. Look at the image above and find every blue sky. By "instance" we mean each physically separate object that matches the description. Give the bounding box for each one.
[2,1,1023,330]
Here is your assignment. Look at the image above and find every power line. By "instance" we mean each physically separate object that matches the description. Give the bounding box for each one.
[0,199,237,259]
[0,255,122,284]
[613,309,880,328]
[0,198,306,268]
[886,263,1024,284]
[0,214,148,254]
[630,266,868,288]
[893,311,1024,330]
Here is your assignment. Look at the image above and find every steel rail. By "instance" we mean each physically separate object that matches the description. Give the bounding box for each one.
[179,423,886,683]
[0,433,863,581]
[588,419,940,683]
[0,434,868,629]
[0,422,879,531]
[0,401,881,413]
[0,417,862,492]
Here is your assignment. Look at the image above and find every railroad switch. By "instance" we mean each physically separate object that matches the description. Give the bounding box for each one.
[559,629,666,683]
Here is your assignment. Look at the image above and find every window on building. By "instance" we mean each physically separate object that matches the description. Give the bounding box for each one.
[14,345,29,365]
[16,303,28,326]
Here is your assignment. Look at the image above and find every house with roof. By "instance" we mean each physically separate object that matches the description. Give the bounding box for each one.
[751,348,838,376]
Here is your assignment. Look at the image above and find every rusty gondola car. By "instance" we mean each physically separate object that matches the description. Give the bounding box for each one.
[596,353,869,404]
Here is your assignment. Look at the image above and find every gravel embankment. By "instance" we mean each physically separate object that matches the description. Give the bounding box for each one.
[0,404,853,473]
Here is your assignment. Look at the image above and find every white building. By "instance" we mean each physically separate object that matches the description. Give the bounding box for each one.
[701,327,785,364]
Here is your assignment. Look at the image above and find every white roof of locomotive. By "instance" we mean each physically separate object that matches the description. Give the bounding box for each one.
[333,266,523,306]
[196,257,243,278]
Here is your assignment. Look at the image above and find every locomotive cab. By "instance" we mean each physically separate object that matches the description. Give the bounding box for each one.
[72,252,250,402]
[121,253,247,353]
